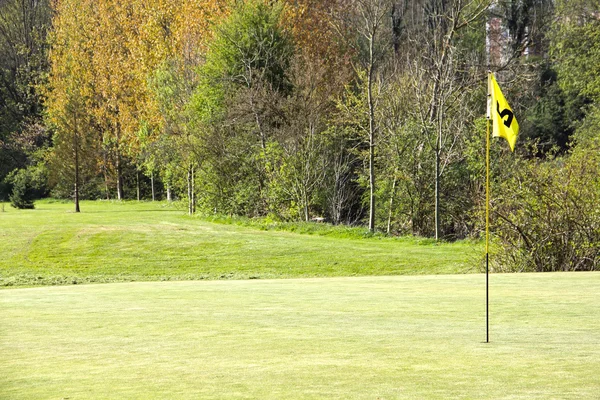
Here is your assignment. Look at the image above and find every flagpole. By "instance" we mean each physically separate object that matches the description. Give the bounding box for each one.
[486,71,491,344]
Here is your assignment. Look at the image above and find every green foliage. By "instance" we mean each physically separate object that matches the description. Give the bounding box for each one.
[550,1,600,152]
[201,212,386,239]
[187,0,296,217]
[7,164,48,209]
[147,59,197,205]
[486,2,600,271]
[375,115,435,236]
[573,103,600,146]
[8,173,35,209]
[317,125,363,226]
[494,145,600,272]
[202,0,293,94]
[0,0,51,199]
[520,66,586,153]
[150,59,197,133]
[194,0,292,126]
[551,2,600,103]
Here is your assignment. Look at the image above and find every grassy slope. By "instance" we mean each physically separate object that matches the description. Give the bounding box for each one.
[1,273,599,399]
[0,200,477,287]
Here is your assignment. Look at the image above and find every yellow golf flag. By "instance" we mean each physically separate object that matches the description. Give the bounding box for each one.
[488,73,519,151]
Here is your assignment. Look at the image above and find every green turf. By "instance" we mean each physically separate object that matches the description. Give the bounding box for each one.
[1,273,599,399]
[0,200,477,287]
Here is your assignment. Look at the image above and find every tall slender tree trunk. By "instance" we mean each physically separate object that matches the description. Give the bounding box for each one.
[428,11,461,241]
[166,182,172,202]
[116,149,123,200]
[187,164,192,215]
[104,178,110,200]
[429,79,442,241]
[368,33,376,232]
[136,169,141,201]
[303,190,309,222]
[429,75,442,241]
[387,169,397,234]
[115,121,124,201]
[191,165,195,214]
[434,134,440,240]
[103,152,110,200]
[187,163,195,215]
[74,130,80,213]
[151,171,155,201]
[434,91,445,241]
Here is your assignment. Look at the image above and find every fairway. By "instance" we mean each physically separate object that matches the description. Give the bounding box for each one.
[0,201,474,287]
[2,273,599,399]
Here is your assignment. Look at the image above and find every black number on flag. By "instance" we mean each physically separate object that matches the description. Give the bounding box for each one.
[496,101,514,128]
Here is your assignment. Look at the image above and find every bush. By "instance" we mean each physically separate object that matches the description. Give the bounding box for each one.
[7,164,48,210]
[493,145,600,272]
[9,170,36,209]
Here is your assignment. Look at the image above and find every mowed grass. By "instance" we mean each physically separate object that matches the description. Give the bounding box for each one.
[0,200,476,287]
[1,273,599,399]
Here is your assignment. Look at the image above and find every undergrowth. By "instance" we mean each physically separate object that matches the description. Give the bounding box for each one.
[197,213,442,244]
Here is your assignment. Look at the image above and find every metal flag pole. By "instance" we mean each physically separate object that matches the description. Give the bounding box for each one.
[486,71,491,344]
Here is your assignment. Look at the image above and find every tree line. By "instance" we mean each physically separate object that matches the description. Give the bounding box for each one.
[1,0,599,271]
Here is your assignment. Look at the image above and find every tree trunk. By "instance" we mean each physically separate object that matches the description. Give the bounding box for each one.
[115,120,124,201]
[191,165,196,214]
[151,171,155,201]
[435,133,441,240]
[187,164,192,215]
[368,33,376,232]
[166,182,172,202]
[303,189,309,222]
[103,152,110,200]
[116,149,123,200]
[387,170,397,234]
[74,130,80,213]
[187,163,196,215]
[104,178,110,200]
[136,169,141,201]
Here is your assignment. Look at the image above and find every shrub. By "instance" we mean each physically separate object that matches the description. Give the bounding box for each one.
[7,164,48,210]
[493,146,600,272]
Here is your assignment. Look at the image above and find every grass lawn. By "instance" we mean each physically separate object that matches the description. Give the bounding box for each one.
[0,200,477,287]
[1,273,599,399]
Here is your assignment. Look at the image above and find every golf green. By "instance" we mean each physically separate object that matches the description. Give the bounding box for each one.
[2,273,599,399]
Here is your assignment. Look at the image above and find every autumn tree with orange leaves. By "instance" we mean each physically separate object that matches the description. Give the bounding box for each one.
[46,0,225,205]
